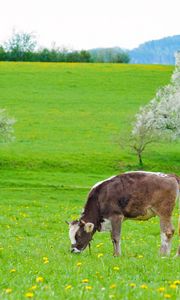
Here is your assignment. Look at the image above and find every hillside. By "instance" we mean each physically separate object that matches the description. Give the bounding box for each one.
[129,35,180,64]
[1,62,179,179]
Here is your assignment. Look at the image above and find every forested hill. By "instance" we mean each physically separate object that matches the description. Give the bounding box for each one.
[89,35,180,65]
[129,35,180,65]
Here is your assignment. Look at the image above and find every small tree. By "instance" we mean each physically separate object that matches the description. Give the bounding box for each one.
[4,30,37,61]
[0,46,6,61]
[5,30,37,52]
[0,109,16,143]
[129,53,180,165]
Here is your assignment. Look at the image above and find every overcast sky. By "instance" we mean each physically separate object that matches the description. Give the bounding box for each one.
[0,0,179,50]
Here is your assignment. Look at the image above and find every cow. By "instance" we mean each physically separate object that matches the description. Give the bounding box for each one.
[68,171,180,257]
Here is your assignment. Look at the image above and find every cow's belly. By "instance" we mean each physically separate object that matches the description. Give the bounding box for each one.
[99,208,156,232]
[131,208,156,221]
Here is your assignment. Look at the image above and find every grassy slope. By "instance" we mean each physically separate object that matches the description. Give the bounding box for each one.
[0,62,179,299]
[0,63,179,172]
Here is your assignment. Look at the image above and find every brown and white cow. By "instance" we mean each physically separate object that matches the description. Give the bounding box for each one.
[68,172,180,257]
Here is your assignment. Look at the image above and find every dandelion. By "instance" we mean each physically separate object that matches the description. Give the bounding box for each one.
[43,257,49,264]
[85,286,92,290]
[113,266,120,271]
[169,284,177,289]
[10,268,16,273]
[76,262,82,267]
[157,287,165,292]
[36,276,44,283]
[140,284,148,289]
[96,243,104,248]
[25,292,34,298]
[110,284,116,289]
[129,283,136,288]
[5,288,12,294]
[164,294,172,299]
[82,279,89,283]
[174,280,180,285]
[43,256,48,261]
[65,285,72,290]
[29,286,37,291]
[97,253,104,258]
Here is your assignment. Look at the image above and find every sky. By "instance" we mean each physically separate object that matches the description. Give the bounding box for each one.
[0,0,180,50]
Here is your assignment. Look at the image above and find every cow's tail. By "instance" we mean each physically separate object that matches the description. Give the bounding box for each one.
[175,175,180,257]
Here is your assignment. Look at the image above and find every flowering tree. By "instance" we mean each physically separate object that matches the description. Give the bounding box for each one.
[130,52,180,165]
[0,109,16,143]
[4,31,37,53]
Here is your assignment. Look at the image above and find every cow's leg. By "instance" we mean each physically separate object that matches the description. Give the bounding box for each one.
[159,217,174,256]
[110,215,123,256]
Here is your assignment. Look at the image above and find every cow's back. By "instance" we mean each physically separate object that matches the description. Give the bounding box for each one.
[96,172,178,219]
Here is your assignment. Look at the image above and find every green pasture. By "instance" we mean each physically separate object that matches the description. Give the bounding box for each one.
[0,62,179,299]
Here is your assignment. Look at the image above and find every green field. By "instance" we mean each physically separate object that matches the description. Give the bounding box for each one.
[0,62,179,299]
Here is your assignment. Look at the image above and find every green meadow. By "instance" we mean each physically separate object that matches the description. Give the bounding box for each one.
[0,62,179,299]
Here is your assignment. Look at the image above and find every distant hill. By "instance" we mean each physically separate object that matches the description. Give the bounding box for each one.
[89,35,180,65]
[129,35,180,65]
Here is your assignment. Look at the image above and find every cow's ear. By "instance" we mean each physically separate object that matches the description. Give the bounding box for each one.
[84,222,94,233]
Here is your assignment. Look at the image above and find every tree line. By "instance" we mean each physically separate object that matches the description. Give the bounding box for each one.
[0,31,130,63]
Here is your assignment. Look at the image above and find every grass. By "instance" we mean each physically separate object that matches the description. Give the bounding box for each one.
[0,188,179,300]
[0,62,179,299]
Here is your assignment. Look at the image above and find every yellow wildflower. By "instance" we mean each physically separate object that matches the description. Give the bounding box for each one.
[174,280,180,285]
[10,268,16,273]
[129,283,136,288]
[96,243,104,248]
[113,266,120,271]
[65,285,72,290]
[36,276,44,283]
[25,292,34,298]
[5,288,12,294]
[82,279,89,283]
[110,284,116,289]
[169,284,177,289]
[138,255,143,258]
[43,257,49,264]
[85,286,92,290]
[97,253,103,258]
[164,294,171,299]
[43,256,48,260]
[157,287,165,292]
[140,284,148,289]
[76,262,82,267]
[29,286,37,291]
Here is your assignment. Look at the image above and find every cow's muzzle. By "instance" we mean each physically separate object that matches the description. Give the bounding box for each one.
[71,247,81,253]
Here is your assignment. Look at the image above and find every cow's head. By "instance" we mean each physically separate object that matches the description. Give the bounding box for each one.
[68,220,95,253]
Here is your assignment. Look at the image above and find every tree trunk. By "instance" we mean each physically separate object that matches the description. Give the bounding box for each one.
[138,152,143,166]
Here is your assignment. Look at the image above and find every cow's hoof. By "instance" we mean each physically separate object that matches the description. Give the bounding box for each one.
[113,253,120,257]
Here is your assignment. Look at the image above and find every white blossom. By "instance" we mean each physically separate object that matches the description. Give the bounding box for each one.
[131,52,180,164]
[0,109,16,142]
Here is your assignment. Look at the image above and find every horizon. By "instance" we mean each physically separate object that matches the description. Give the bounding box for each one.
[1,32,180,52]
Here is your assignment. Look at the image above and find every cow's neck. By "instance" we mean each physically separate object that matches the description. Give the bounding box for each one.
[80,193,101,230]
